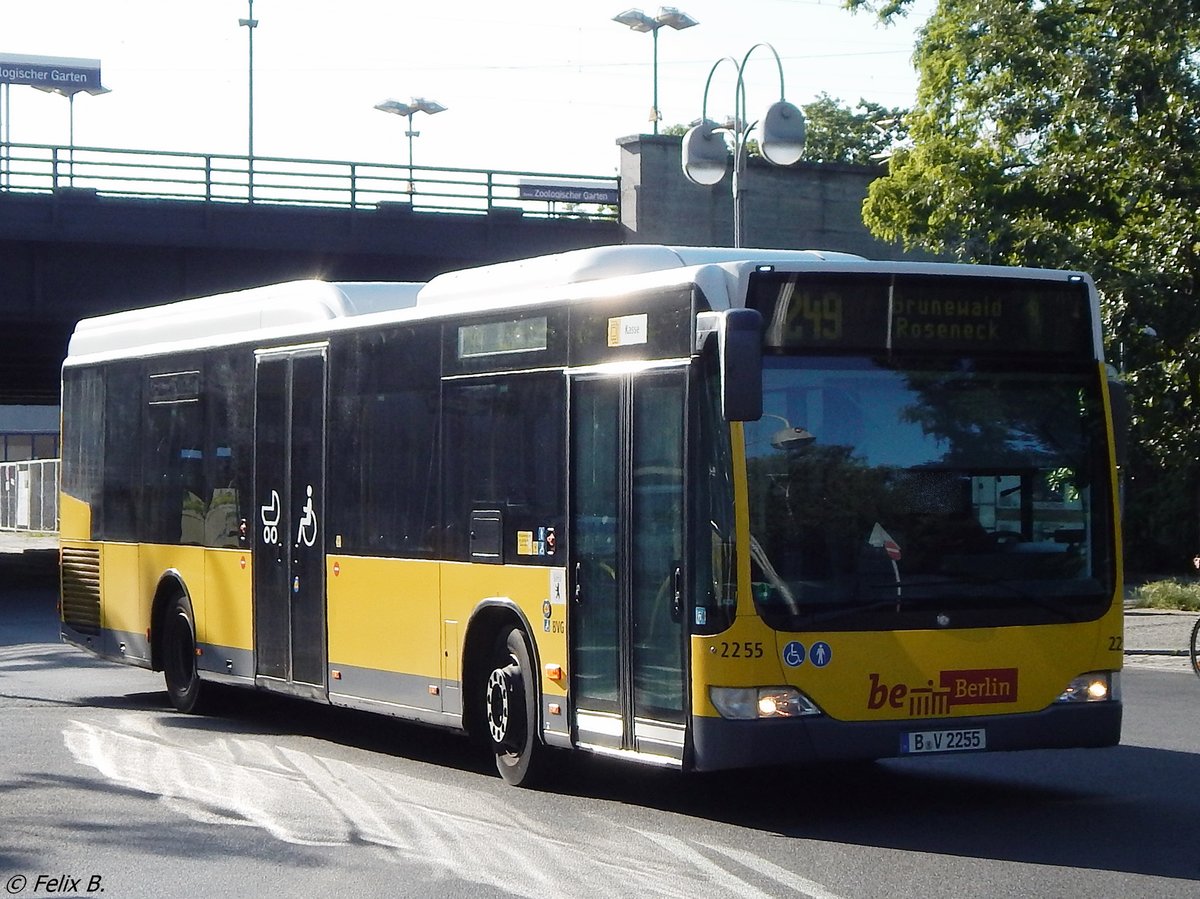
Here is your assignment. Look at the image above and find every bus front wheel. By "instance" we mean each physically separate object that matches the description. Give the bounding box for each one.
[485,627,542,786]
[162,593,206,714]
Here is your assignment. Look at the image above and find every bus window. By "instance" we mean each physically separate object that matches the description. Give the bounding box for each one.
[442,374,564,564]
[329,327,440,558]
[744,357,1114,629]
[101,364,142,541]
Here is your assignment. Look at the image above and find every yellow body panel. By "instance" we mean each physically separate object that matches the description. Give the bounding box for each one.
[203,549,253,650]
[137,543,206,631]
[326,556,442,677]
[98,543,145,638]
[59,494,91,541]
[692,597,1123,721]
[325,556,568,694]
[439,562,568,697]
[75,531,569,697]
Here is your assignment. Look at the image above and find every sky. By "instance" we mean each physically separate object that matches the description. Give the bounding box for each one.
[1,0,933,178]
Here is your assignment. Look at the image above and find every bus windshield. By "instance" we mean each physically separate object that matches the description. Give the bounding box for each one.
[744,356,1115,631]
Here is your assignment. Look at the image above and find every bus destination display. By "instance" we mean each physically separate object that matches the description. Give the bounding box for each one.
[749,272,1093,357]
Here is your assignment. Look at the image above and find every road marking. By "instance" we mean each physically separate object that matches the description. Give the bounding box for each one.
[640,828,845,899]
[702,842,846,899]
[639,830,779,899]
[64,715,754,897]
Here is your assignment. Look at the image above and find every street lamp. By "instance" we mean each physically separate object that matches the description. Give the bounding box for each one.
[612,7,698,136]
[239,0,258,199]
[32,81,111,187]
[374,97,447,195]
[681,43,807,248]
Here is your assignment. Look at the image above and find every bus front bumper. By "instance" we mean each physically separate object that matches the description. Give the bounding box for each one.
[689,701,1122,771]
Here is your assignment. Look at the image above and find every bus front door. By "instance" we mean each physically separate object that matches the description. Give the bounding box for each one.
[570,370,688,762]
[253,346,328,697]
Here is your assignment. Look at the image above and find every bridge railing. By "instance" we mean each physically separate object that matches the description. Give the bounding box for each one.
[0,458,59,534]
[0,142,619,221]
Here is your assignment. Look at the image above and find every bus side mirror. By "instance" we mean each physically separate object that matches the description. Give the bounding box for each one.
[720,308,763,422]
[1107,373,1130,469]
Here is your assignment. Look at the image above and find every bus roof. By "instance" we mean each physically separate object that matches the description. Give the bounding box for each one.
[64,245,1096,364]
[416,244,864,304]
[64,246,862,363]
[66,280,422,361]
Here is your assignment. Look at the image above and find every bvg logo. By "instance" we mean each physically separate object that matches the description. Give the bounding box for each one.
[867,668,1018,716]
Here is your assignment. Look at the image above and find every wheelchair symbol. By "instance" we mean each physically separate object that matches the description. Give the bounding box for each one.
[296,485,318,548]
[782,640,806,668]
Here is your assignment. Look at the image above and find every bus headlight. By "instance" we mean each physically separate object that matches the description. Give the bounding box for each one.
[710,686,823,720]
[1056,671,1118,703]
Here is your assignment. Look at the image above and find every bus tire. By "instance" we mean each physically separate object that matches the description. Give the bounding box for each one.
[485,626,542,786]
[162,592,207,714]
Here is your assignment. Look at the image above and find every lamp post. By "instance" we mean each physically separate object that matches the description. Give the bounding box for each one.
[374,97,447,195]
[33,83,110,187]
[681,43,807,248]
[239,0,258,199]
[612,7,698,136]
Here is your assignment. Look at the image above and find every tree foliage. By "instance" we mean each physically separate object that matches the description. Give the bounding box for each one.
[850,0,1200,569]
[801,93,908,165]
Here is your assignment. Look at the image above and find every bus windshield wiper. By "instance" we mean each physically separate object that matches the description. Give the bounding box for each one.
[868,573,1088,623]
[795,575,1089,627]
[800,592,937,627]
[921,572,1088,623]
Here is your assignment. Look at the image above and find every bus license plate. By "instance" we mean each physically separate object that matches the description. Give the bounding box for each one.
[902,728,986,754]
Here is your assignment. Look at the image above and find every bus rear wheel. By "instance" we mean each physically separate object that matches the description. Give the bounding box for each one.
[485,627,542,786]
[162,593,207,714]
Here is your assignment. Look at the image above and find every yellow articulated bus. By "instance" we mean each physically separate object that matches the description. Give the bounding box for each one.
[59,245,1123,786]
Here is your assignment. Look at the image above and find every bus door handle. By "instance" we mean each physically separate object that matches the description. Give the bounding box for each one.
[574,562,582,604]
[671,565,683,622]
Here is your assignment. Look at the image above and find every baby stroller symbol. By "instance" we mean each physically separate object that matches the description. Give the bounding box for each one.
[260,489,281,545]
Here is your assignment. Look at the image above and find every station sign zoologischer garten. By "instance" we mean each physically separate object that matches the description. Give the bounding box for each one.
[0,53,105,95]
[518,178,619,206]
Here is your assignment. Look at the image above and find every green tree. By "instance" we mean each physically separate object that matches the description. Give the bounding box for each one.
[844,0,1200,569]
[801,93,907,165]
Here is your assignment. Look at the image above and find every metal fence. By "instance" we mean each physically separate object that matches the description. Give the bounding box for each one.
[0,142,619,221]
[0,459,59,533]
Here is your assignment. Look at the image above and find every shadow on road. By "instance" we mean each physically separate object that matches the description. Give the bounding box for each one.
[0,549,59,647]
[126,675,1200,885]
[7,545,1199,884]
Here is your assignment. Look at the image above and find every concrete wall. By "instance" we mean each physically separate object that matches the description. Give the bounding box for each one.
[617,133,910,259]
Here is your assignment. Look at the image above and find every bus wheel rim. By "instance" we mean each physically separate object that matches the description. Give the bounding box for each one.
[487,667,511,745]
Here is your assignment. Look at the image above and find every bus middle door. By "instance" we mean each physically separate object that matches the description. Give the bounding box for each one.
[253,345,328,698]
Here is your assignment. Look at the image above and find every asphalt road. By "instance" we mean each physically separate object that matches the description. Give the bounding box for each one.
[2,549,1199,898]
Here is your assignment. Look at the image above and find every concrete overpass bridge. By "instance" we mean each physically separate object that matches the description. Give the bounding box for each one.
[0,142,622,404]
[0,136,899,406]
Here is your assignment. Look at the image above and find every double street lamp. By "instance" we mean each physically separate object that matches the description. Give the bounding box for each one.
[374,97,447,195]
[612,7,698,135]
[681,43,807,248]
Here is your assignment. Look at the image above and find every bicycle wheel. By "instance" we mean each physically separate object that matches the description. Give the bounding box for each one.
[1190,616,1200,680]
